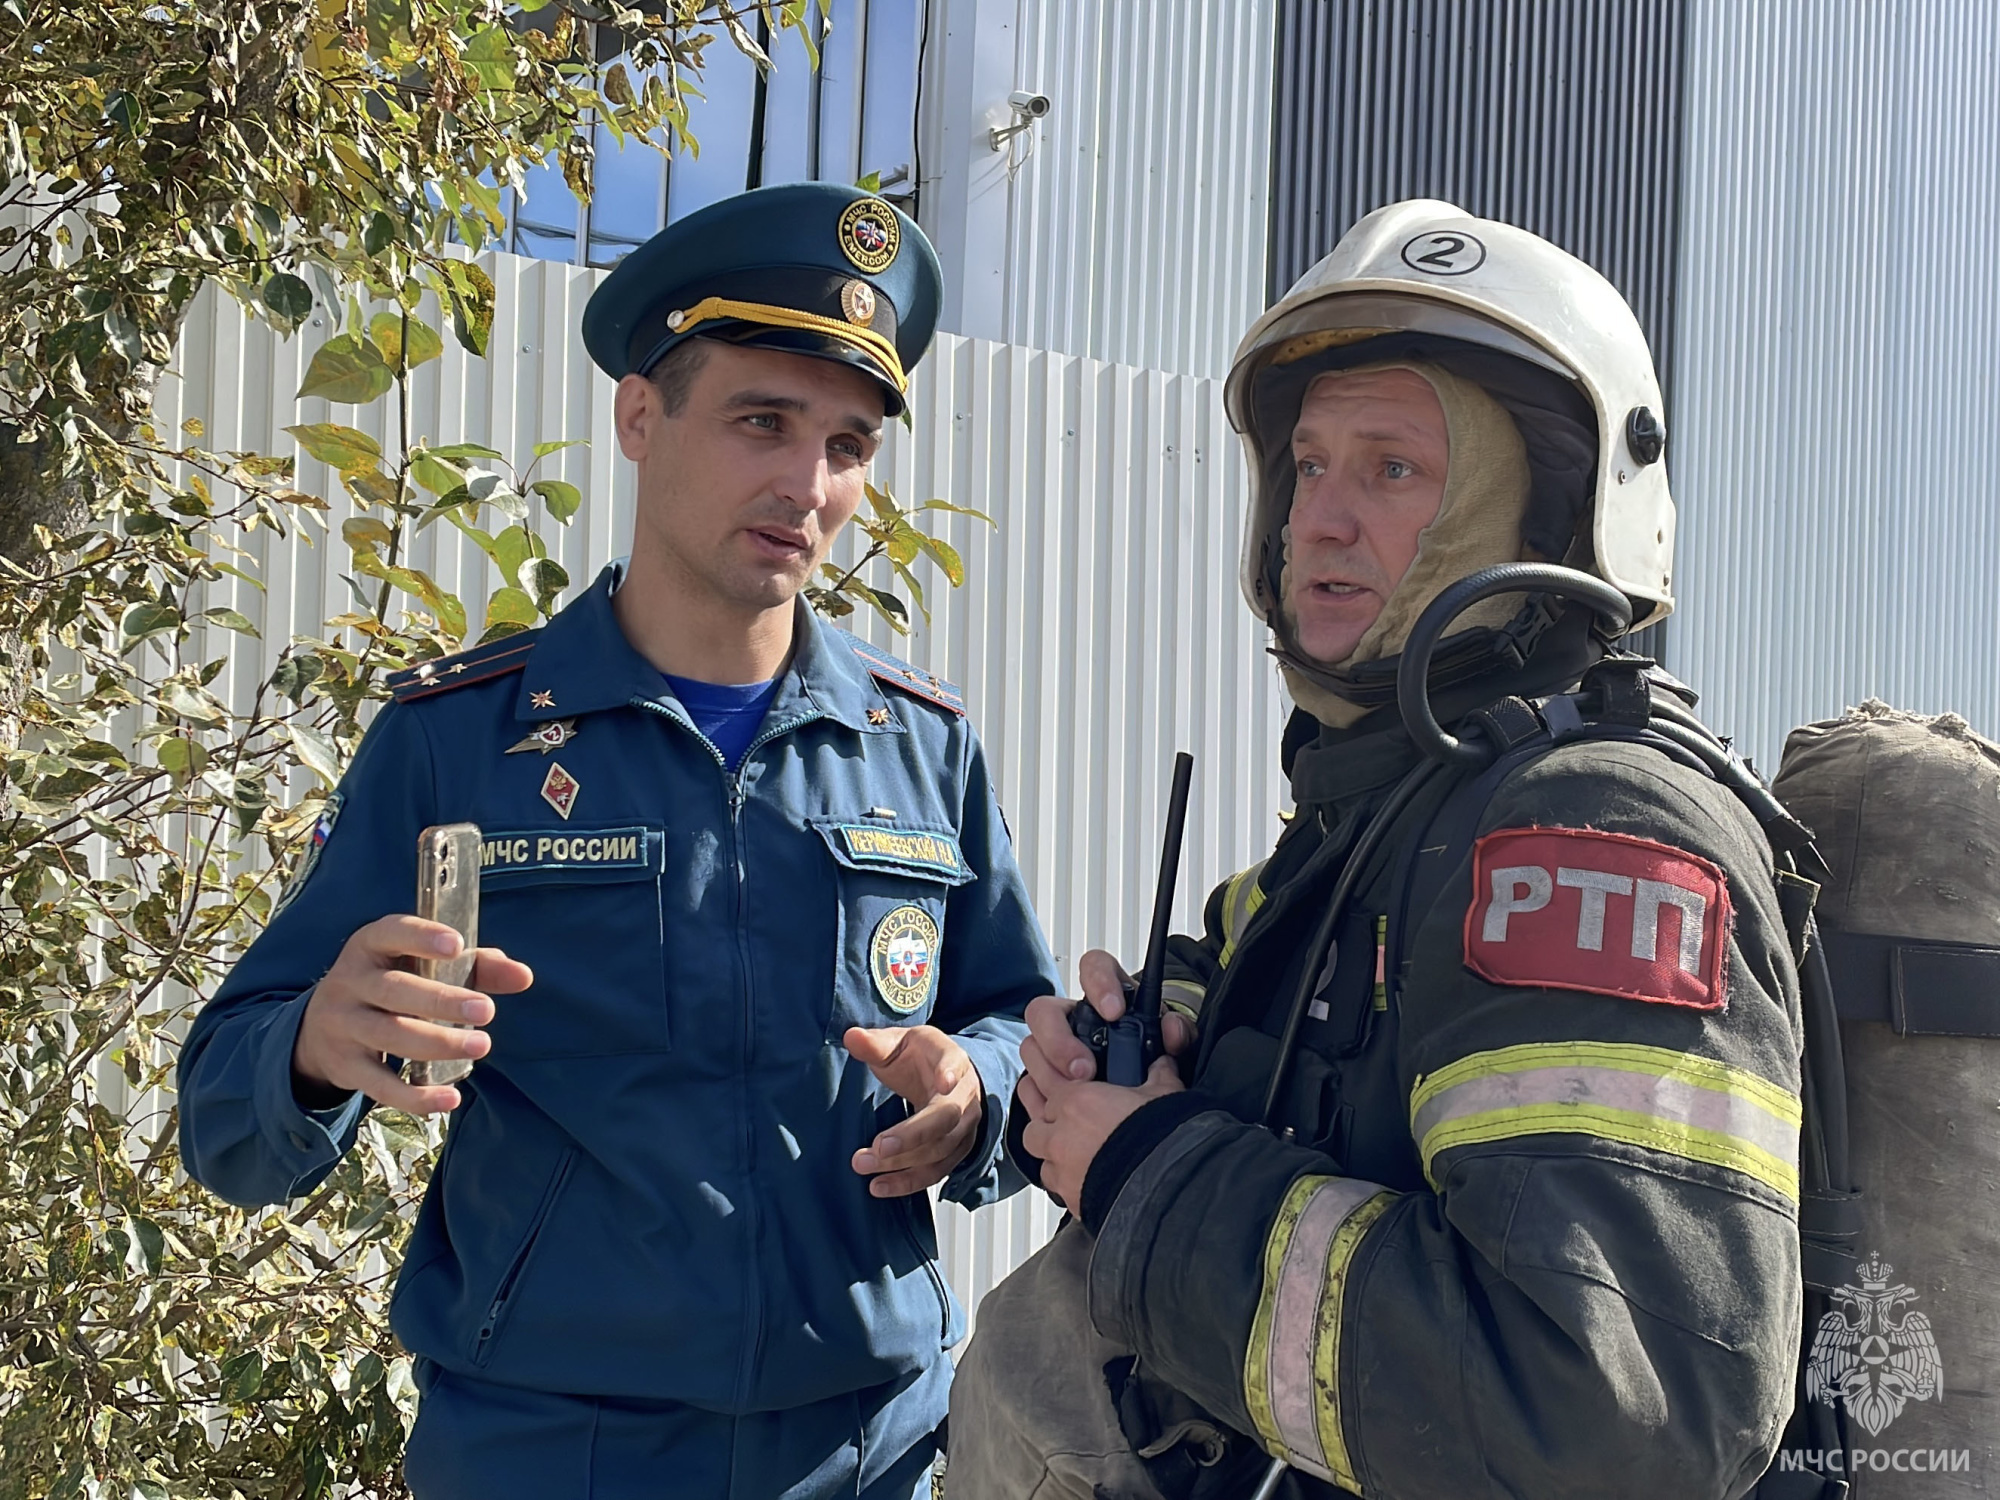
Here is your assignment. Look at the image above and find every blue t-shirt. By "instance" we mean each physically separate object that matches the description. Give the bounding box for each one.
[662,673,780,770]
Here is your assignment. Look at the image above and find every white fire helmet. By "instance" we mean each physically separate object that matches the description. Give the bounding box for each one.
[1227,199,1675,644]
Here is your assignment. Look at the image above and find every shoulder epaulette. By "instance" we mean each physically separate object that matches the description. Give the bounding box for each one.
[388,630,539,703]
[848,637,965,716]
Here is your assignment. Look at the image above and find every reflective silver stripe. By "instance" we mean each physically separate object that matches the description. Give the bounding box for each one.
[1217,861,1268,967]
[1253,1177,1387,1483]
[1410,1043,1801,1200]
[1161,978,1206,1019]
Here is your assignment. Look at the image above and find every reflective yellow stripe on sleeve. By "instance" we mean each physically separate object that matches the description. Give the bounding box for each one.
[1243,1175,1396,1493]
[1216,862,1268,968]
[1409,1041,1802,1202]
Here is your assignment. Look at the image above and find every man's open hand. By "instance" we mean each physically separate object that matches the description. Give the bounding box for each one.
[293,914,533,1117]
[844,1025,986,1197]
[1016,949,1194,1217]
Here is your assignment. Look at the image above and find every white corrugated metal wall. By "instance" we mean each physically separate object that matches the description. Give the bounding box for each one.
[1670,0,2000,771]
[925,0,1275,379]
[998,0,1276,376]
[156,256,1289,1335]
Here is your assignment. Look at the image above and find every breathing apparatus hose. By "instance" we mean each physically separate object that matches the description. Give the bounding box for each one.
[1396,564,1635,764]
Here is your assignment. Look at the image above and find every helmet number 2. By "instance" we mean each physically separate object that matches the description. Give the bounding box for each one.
[1401,232,1487,276]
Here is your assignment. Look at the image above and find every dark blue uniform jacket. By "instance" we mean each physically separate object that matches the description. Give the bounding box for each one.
[179,564,1056,1413]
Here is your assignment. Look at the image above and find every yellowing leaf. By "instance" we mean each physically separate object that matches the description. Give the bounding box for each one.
[284,422,382,473]
[483,586,538,630]
[341,516,394,550]
[917,533,965,587]
[368,311,444,374]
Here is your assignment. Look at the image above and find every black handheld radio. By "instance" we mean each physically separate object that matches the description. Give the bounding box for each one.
[1071,752,1195,1086]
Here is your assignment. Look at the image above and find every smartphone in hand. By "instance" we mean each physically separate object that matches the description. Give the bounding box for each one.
[405,822,481,1088]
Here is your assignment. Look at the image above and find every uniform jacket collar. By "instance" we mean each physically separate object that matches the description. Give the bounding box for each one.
[511,561,897,735]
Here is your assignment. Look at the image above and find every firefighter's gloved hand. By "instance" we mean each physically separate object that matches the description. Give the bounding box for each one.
[1016,949,1191,1218]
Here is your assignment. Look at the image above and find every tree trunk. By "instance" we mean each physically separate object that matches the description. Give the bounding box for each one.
[0,352,172,755]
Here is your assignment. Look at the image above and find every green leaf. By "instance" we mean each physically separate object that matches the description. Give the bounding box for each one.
[285,422,382,473]
[916,533,966,587]
[531,478,581,524]
[840,578,910,633]
[885,518,923,566]
[491,524,542,585]
[104,90,142,134]
[270,653,325,703]
[430,441,503,461]
[132,1217,165,1273]
[890,557,931,624]
[532,438,586,459]
[156,736,206,784]
[200,607,260,637]
[410,451,465,495]
[463,26,519,89]
[121,601,181,647]
[920,499,996,525]
[262,272,314,326]
[364,211,396,257]
[369,311,444,374]
[220,1351,263,1404]
[213,560,267,591]
[287,724,341,787]
[519,556,569,611]
[864,482,900,521]
[483,586,538,630]
[297,332,394,404]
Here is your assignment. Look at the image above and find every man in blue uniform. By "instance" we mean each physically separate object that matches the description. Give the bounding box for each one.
[178,183,1059,1499]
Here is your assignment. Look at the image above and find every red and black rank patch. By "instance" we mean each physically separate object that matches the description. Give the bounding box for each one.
[1464,827,1732,1010]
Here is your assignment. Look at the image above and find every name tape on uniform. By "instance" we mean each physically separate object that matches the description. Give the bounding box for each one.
[1464,827,1732,1010]
[479,826,659,885]
[823,823,966,882]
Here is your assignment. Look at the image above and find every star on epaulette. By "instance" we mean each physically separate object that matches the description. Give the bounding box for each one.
[388,631,538,703]
[847,637,966,717]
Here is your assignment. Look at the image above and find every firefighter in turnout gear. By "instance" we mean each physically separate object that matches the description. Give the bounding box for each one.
[945,201,1809,1500]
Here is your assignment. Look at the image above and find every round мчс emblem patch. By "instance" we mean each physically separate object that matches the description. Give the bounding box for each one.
[837,197,900,274]
[870,903,940,1013]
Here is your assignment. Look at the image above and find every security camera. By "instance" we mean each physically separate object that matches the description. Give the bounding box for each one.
[1008,89,1053,119]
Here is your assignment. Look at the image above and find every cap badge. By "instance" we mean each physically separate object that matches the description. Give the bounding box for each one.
[507,718,577,756]
[837,198,900,274]
[540,762,580,820]
[870,903,939,1013]
[840,279,878,327]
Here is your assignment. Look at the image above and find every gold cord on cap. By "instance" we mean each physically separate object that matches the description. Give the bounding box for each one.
[666,296,906,391]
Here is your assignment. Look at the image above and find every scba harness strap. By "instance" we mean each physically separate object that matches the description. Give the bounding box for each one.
[1382,657,1856,1500]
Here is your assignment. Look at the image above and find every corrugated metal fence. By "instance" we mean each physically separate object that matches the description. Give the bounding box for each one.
[998,0,1276,378]
[1268,0,1686,389]
[1668,0,2000,771]
[155,253,1291,1333]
